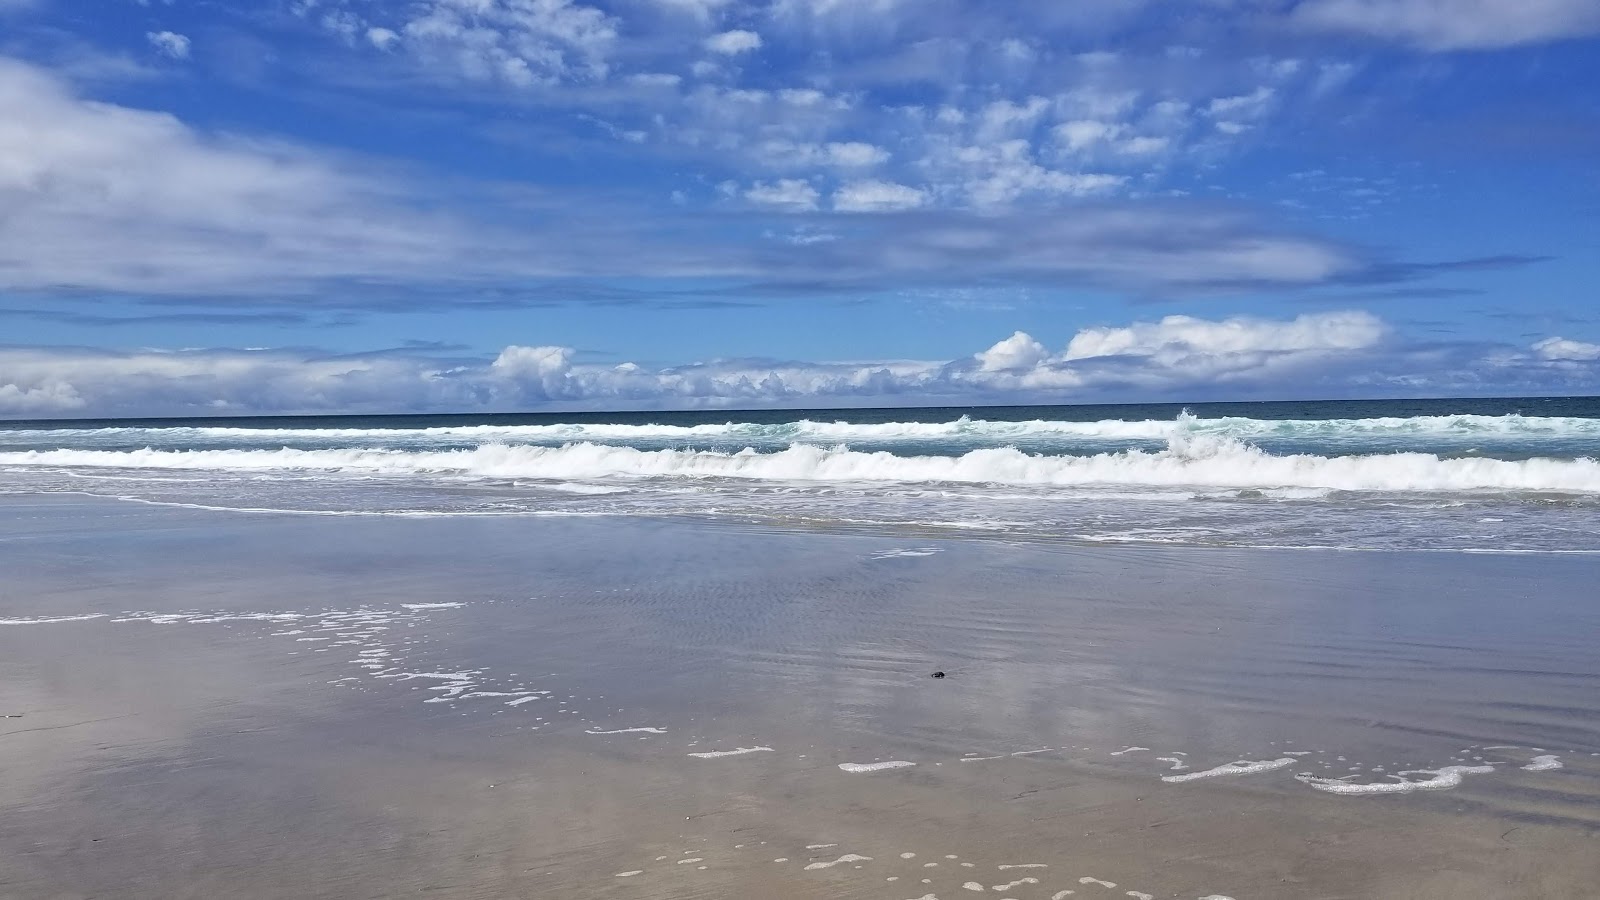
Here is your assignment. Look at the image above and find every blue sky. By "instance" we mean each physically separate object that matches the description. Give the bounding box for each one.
[1,0,1598,417]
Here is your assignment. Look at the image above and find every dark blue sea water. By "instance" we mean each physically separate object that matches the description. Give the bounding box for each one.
[3,396,1598,552]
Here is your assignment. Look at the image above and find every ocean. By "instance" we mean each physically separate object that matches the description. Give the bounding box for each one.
[2,395,1598,552]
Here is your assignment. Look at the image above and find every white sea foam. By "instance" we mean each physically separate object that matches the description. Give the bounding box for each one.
[401,602,463,610]
[688,746,774,759]
[870,547,944,559]
[7,434,1600,494]
[1521,755,1563,771]
[1161,758,1295,783]
[586,726,667,735]
[1294,765,1494,795]
[0,614,105,625]
[803,853,871,870]
[839,760,916,773]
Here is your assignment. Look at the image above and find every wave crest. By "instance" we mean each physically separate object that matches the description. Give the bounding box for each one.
[5,436,1599,494]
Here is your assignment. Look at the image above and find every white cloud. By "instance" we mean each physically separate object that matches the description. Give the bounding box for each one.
[1205,86,1275,135]
[976,331,1050,372]
[704,28,762,54]
[832,179,927,212]
[934,138,1127,207]
[975,97,1051,142]
[822,141,890,167]
[146,31,191,60]
[1051,101,1185,166]
[1291,0,1600,50]
[1063,311,1387,362]
[1056,119,1119,152]
[0,346,485,417]
[750,139,889,170]
[1119,136,1169,155]
[628,71,682,87]
[0,57,1381,299]
[1533,336,1600,361]
[366,27,400,50]
[0,312,1440,418]
[327,0,618,87]
[743,178,820,210]
[0,56,558,295]
[1207,87,1274,118]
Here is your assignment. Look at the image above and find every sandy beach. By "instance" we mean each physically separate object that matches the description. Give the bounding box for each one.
[1,494,1597,899]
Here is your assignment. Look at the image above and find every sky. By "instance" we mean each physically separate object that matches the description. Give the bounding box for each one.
[1,0,1598,418]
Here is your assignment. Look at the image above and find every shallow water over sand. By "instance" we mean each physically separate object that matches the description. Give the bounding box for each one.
[2,496,1597,899]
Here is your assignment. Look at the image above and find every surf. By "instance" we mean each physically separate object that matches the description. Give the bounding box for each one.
[4,435,1599,494]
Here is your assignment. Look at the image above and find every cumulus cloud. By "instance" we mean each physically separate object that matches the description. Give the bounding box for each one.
[1291,0,1600,50]
[704,28,762,54]
[146,31,191,60]
[1533,336,1600,361]
[7,311,1588,419]
[975,331,1050,372]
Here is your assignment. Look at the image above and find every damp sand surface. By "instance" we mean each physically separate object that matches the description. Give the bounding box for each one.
[1,495,1598,899]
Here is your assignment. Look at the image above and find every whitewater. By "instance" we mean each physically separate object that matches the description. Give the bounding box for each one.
[3,401,1599,551]
[4,434,1600,493]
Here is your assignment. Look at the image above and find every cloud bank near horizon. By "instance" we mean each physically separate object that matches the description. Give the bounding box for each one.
[4,311,1595,419]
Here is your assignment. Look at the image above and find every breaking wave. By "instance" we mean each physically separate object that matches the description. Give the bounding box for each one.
[4,435,1599,494]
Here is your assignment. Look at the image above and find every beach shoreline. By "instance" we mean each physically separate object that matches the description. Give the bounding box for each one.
[2,495,1597,898]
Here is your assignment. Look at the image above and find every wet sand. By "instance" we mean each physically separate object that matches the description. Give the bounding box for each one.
[2,495,1598,899]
